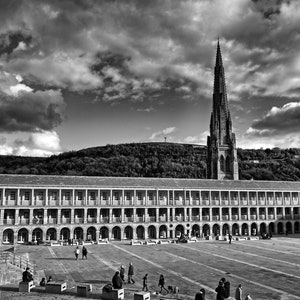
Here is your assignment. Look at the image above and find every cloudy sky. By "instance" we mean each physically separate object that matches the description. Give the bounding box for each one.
[0,0,300,156]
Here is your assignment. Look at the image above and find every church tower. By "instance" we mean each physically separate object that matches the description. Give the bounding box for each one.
[207,41,239,180]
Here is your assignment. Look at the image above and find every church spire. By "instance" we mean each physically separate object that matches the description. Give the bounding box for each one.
[207,41,239,180]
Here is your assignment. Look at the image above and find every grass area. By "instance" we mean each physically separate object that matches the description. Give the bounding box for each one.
[7,237,300,300]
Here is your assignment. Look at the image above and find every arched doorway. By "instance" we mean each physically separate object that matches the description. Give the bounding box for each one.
[60,228,70,240]
[222,223,229,236]
[124,226,133,239]
[212,224,220,236]
[136,226,145,240]
[3,229,14,244]
[112,226,121,240]
[32,228,43,242]
[242,223,248,235]
[202,224,210,236]
[259,223,267,235]
[148,225,156,239]
[18,228,28,243]
[232,223,239,236]
[268,222,275,234]
[251,223,258,236]
[100,226,109,239]
[159,225,167,239]
[277,222,284,234]
[175,225,184,238]
[87,227,96,241]
[46,228,57,241]
[295,221,300,233]
[286,222,292,234]
[74,227,83,240]
[192,224,200,237]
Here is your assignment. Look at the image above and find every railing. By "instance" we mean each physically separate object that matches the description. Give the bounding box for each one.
[61,218,71,224]
[100,217,109,223]
[124,217,133,222]
[159,216,166,222]
[74,217,84,223]
[148,216,156,222]
[19,219,29,225]
[202,216,209,221]
[48,218,57,224]
[87,217,97,223]
[3,219,15,225]
[0,251,35,273]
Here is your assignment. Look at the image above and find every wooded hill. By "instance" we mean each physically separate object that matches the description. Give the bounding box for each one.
[0,143,300,181]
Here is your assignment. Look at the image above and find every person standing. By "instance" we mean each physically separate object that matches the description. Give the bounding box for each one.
[143,274,148,291]
[195,288,206,300]
[128,262,135,284]
[82,246,88,259]
[229,234,232,244]
[215,280,226,300]
[158,274,168,294]
[112,271,123,289]
[235,284,243,300]
[74,246,80,260]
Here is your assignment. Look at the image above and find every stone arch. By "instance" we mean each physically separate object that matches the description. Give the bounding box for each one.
[277,222,284,234]
[175,224,184,238]
[124,226,133,240]
[286,221,292,234]
[242,223,248,235]
[100,226,109,239]
[220,155,225,172]
[251,223,258,235]
[222,223,229,236]
[159,225,168,239]
[268,222,275,234]
[136,225,145,240]
[259,223,267,235]
[148,225,156,239]
[112,226,121,240]
[60,227,70,240]
[232,223,239,236]
[3,228,14,244]
[46,228,57,241]
[294,221,300,233]
[87,226,96,241]
[74,227,84,240]
[192,224,200,237]
[18,228,29,243]
[32,228,43,242]
[202,224,210,236]
[212,223,220,236]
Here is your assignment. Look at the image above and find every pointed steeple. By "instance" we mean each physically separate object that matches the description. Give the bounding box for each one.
[207,40,239,180]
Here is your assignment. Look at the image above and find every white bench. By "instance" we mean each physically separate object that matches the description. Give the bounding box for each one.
[46,281,67,294]
[145,240,158,245]
[102,288,124,300]
[77,284,92,297]
[131,240,144,245]
[19,281,35,292]
[134,292,150,300]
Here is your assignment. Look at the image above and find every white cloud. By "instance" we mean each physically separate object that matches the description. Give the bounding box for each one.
[184,131,209,144]
[149,127,177,141]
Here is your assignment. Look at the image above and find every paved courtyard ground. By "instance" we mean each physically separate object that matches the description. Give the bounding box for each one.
[1,236,300,300]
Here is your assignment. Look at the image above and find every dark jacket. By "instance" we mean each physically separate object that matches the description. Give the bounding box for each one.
[215,284,226,300]
[195,290,206,300]
[158,276,165,287]
[112,273,123,289]
[22,270,33,282]
[128,264,134,276]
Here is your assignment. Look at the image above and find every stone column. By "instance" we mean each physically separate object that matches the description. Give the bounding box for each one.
[70,209,74,225]
[84,208,87,224]
[43,209,47,225]
[15,209,19,225]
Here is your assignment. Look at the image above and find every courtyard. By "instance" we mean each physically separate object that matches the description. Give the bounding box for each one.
[1,236,300,300]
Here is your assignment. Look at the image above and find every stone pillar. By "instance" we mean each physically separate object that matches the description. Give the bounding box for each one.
[57,209,61,225]
[29,209,33,225]
[15,209,19,225]
[167,208,170,222]
[43,209,47,225]
[156,208,159,223]
[70,209,74,225]
[209,207,212,222]
[229,207,232,221]
[247,207,250,221]
[109,208,113,223]
[0,209,4,225]
[96,228,100,240]
[17,188,20,206]
[84,208,87,224]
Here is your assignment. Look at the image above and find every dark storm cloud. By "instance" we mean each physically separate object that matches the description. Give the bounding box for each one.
[0,31,32,56]
[0,89,65,132]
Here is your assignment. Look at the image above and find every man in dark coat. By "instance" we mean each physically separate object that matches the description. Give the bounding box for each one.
[215,281,226,300]
[112,271,123,289]
[22,267,33,282]
[128,262,135,284]
[195,288,206,300]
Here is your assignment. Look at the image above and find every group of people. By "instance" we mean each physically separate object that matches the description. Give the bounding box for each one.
[112,262,135,289]
[74,246,88,260]
[39,276,53,286]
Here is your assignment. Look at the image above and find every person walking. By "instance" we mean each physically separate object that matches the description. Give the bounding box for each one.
[82,246,88,259]
[128,262,135,284]
[112,271,123,289]
[228,234,232,244]
[74,246,80,260]
[158,274,168,294]
[120,265,125,282]
[142,274,148,291]
[195,288,206,300]
[235,284,243,300]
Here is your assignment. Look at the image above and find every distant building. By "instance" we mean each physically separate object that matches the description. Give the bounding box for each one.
[0,42,299,245]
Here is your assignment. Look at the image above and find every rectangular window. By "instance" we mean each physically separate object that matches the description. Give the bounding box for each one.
[126,192,132,200]
[114,192,120,200]
[51,191,58,200]
[37,191,44,200]
[102,192,108,201]
[64,192,71,201]
[10,191,16,200]
[77,192,83,201]
[148,192,154,201]
[24,191,30,201]
[159,192,164,201]
[90,191,96,201]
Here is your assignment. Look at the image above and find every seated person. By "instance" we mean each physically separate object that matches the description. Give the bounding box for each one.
[22,267,33,282]
[112,271,123,289]
[47,276,53,283]
[39,277,46,286]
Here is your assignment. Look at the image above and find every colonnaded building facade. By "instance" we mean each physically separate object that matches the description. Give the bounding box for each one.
[1,43,300,244]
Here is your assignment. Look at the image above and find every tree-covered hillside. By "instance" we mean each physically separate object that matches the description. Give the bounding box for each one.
[0,143,300,181]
